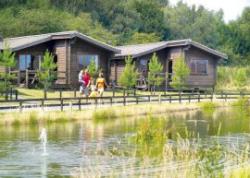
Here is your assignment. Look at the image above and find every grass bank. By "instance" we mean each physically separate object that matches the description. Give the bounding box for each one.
[0,99,237,127]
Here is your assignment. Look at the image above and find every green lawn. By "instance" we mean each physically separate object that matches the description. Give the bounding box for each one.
[16,88,173,99]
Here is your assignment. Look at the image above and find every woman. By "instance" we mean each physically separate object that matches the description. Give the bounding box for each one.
[96,73,107,97]
[82,69,91,96]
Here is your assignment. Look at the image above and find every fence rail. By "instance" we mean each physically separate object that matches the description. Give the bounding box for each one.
[0,88,250,112]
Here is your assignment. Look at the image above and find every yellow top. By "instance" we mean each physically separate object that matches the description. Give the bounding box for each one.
[96,78,105,89]
[89,91,99,97]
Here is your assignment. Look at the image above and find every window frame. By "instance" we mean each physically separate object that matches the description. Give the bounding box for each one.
[19,54,32,71]
[78,54,99,70]
[190,59,208,75]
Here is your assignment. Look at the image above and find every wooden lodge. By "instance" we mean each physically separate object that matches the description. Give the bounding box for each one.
[0,31,227,89]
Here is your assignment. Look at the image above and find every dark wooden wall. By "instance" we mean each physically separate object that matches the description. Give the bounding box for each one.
[70,38,113,87]
[185,46,219,88]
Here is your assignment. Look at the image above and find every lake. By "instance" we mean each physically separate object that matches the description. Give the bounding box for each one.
[0,107,250,177]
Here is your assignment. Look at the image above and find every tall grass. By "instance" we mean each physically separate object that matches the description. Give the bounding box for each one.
[93,108,117,123]
[216,66,250,91]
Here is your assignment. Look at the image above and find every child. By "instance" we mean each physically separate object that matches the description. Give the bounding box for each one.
[96,73,107,97]
[89,88,99,98]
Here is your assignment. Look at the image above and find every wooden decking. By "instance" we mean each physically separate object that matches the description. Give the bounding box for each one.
[10,70,37,88]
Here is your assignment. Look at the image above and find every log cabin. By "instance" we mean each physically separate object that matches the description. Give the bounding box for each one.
[0,31,120,88]
[111,40,227,90]
[0,31,227,89]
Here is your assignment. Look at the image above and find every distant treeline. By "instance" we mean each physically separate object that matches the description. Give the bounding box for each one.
[0,0,249,65]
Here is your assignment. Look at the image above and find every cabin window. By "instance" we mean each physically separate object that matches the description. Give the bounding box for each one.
[19,55,33,70]
[78,54,98,70]
[190,59,208,75]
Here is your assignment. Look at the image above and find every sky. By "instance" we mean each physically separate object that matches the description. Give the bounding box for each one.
[169,0,250,22]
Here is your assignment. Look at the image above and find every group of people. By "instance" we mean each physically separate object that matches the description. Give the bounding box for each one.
[78,69,107,97]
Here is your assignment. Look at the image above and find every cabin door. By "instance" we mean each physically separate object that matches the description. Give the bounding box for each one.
[167,60,173,84]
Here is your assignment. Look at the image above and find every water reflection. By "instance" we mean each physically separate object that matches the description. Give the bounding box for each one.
[0,108,250,177]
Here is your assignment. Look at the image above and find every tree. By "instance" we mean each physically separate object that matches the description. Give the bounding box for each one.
[127,32,161,45]
[88,59,98,80]
[37,50,57,91]
[171,56,190,90]
[148,53,164,93]
[0,44,16,93]
[118,56,138,89]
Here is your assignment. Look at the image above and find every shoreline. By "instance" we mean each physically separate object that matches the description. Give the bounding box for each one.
[0,101,234,126]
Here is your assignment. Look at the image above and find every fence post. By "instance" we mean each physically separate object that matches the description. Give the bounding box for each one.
[198,93,200,102]
[5,88,8,101]
[179,92,181,103]
[44,89,47,99]
[123,96,126,106]
[19,101,23,112]
[169,95,172,103]
[41,100,44,111]
[148,96,151,103]
[112,87,115,97]
[74,89,77,98]
[189,94,191,103]
[78,98,81,110]
[59,90,62,99]
[136,96,139,104]
[123,89,125,97]
[134,89,136,96]
[110,97,112,106]
[158,94,161,104]
[10,88,13,100]
[15,90,18,100]
[94,98,98,108]
[211,92,213,102]
[60,99,63,111]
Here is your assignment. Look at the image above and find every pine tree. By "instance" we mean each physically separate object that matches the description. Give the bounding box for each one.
[0,44,16,92]
[37,50,57,91]
[88,59,98,79]
[148,53,164,93]
[118,56,138,89]
[171,55,190,90]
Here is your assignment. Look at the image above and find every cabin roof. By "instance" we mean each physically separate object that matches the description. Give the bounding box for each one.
[0,31,120,52]
[114,39,228,59]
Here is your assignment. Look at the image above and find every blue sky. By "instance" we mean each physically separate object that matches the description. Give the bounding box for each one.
[169,0,250,22]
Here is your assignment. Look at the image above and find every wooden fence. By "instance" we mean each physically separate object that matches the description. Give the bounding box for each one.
[1,89,250,112]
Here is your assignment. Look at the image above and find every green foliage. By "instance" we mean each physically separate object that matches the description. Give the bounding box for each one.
[216,66,250,90]
[233,68,248,90]
[232,97,249,108]
[118,56,138,89]
[199,102,217,116]
[127,32,161,44]
[0,0,249,65]
[171,56,190,90]
[88,60,98,79]
[148,53,164,91]
[37,50,57,90]
[0,44,16,90]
